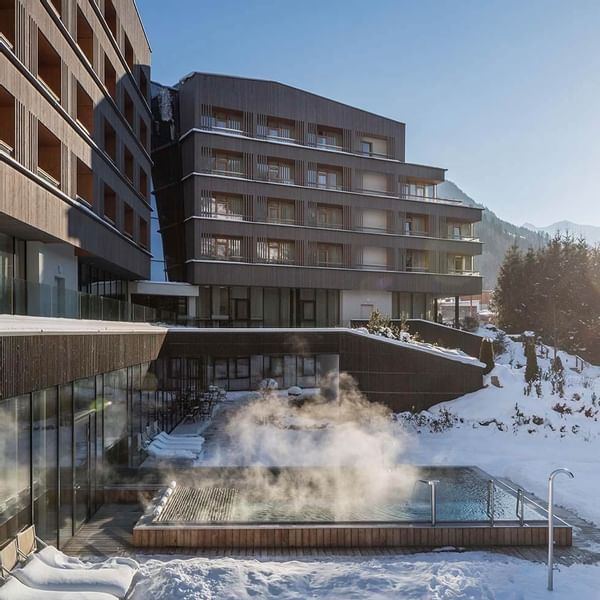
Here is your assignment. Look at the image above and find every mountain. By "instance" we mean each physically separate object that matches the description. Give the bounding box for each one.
[522,221,600,245]
[438,181,548,290]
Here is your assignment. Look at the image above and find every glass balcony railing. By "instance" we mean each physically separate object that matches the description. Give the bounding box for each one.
[0,276,179,324]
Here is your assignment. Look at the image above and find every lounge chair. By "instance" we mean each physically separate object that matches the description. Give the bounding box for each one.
[0,576,118,600]
[16,526,138,571]
[0,530,137,599]
[145,443,199,460]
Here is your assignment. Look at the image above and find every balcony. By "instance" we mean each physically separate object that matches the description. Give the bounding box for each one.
[200,194,246,221]
[257,117,296,143]
[266,200,296,225]
[308,126,343,151]
[256,161,295,185]
[257,241,295,265]
[308,167,344,191]
[448,269,480,276]
[211,155,244,177]
[447,222,478,241]
[205,109,244,135]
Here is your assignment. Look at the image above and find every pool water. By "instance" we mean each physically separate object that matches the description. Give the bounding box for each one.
[154,466,549,524]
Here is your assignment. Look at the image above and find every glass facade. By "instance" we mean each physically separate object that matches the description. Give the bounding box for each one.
[0,361,179,549]
[196,286,340,327]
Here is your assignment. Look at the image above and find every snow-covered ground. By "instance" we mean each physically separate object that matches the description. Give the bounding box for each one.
[129,552,596,599]
[129,330,600,599]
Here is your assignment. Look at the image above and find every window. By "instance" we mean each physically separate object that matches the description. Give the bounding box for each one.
[316,204,342,228]
[139,69,149,101]
[37,123,61,186]
[266,356,284,378]
[38,31,61,101]
[300,356,316,377]
[139,118,148,150]
[76,83,93,133]
[259,159,293,184]
[104,55,116,99]
[214,359,228,380]
[123,34,134,71]
[76,7,93,65]
[361,140,373,155]
[124,146,134,182]
[76,158,93,204]
[0,0,15,48]
[104,0,117,39]
[0,85,15,155]
[212,108,242,132]
[48,0,61,18]
[104,121,116,162]
[213,152,243,175]
[139,217,148,248]
[315,127,342,149]
[257,240,295,264]
[123,91,134,128]
[201,236,242,260]
[201,194,244,220]
[309,166,342,190]
[259,117,294,140]
[266,199,295,224]
[234,358,250,378]
[123,204,134,237]
[103,184,116,222]
[404,214,427,236]
[138,168,148,198]
[316,243,342,267]
[406,250,428,272]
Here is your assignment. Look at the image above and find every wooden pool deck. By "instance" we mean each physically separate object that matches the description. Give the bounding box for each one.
[62,499,600,566]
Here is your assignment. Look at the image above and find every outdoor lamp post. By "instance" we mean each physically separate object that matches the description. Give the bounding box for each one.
[547,468,574,591]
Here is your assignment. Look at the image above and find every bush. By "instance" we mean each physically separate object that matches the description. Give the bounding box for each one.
[479,338,495,375]
[365,308,402,340]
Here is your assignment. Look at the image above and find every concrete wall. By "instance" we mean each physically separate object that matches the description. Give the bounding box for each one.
[27,241,78,290]
[341,289,392,324]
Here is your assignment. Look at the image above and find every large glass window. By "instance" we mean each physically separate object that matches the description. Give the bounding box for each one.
[32,387,58,546]
[58,383,73,546]
[103,369,128,457]
[0,394,31,536]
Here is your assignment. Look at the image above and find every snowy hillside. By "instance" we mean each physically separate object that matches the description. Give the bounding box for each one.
[402,330,600,525]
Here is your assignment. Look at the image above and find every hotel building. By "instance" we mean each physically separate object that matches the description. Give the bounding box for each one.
[152,73,483,327]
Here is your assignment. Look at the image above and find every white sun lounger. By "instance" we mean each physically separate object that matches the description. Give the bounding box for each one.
[17,526,139,571]
[1,533,137,599]
[154,432,204,448]
[146,443,199,460]
[0,576,118,600]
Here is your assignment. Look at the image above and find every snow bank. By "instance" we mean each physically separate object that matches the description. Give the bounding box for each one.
[129,553,598,600]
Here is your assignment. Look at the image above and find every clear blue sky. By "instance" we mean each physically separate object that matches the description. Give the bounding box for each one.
[138,0,600,229]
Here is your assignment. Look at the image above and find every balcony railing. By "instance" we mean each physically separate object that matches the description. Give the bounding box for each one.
[210,158,244,177]
[256,168,295,185]
[0,276,178,323]
[256,125,296,143]
[400,192,462,205]
[358,263,393,271]
[200,253,250,262]
[266,216,297,225]
[0,139,14,156]
[256,256,296,265]
[405,265,430,273]
[448,269,480,276]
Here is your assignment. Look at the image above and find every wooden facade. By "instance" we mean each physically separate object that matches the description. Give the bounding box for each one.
[152,73,483,299]
[132,523,572,550]
[0,0,152,279]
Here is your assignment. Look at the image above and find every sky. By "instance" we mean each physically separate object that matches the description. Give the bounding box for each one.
[138,0,600,230]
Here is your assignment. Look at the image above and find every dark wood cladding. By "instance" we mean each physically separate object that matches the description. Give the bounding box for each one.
[152,73,483,294]
[187,263,483,296]
[162,329,484,411]
[406,319,484,358]
[133,523,572,549]
[0,331,166,399]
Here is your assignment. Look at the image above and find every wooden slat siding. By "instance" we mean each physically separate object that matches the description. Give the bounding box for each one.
[157,76,484,293]
[0,332,165,399]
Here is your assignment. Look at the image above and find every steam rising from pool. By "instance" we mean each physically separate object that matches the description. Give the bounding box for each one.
[163,373,420,522]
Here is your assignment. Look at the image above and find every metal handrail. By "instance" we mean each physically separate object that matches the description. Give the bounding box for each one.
[486,480,495,526]
[547,468,574,591]
[516,488,525,526]
[418,479,440,526]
